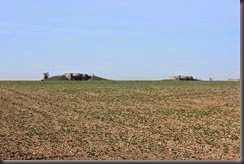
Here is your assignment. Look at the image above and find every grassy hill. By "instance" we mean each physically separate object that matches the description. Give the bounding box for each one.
[88,75,110,81]
[46,75,68,81]
[45,75,110,81]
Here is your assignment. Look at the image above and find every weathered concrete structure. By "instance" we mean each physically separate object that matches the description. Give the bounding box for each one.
[228,78,240,81]
[64,73,91,81]
[170,75,194,81]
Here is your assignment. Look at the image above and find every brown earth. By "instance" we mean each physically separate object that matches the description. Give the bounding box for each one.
[0,81,240,160]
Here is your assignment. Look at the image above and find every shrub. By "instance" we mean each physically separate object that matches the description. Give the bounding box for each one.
[43,72,49,80]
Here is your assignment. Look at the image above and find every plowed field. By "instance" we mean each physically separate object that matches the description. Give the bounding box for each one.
[0,81,240,160]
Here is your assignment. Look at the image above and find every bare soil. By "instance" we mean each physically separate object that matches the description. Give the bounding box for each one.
[0,81,240,160]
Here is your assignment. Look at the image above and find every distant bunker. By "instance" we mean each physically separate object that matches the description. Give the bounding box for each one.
[170,75,194,81]
[228,78,240,81]
[64,73,91,81]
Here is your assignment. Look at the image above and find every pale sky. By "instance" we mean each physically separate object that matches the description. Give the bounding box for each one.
[0,0,240,80]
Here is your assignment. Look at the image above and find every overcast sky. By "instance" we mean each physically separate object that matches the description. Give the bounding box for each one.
[0,0,240,80]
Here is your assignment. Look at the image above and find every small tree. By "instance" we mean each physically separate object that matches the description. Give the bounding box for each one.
[43,72,49,80]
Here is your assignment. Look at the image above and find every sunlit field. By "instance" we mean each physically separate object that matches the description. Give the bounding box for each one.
[0,80,240,160]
